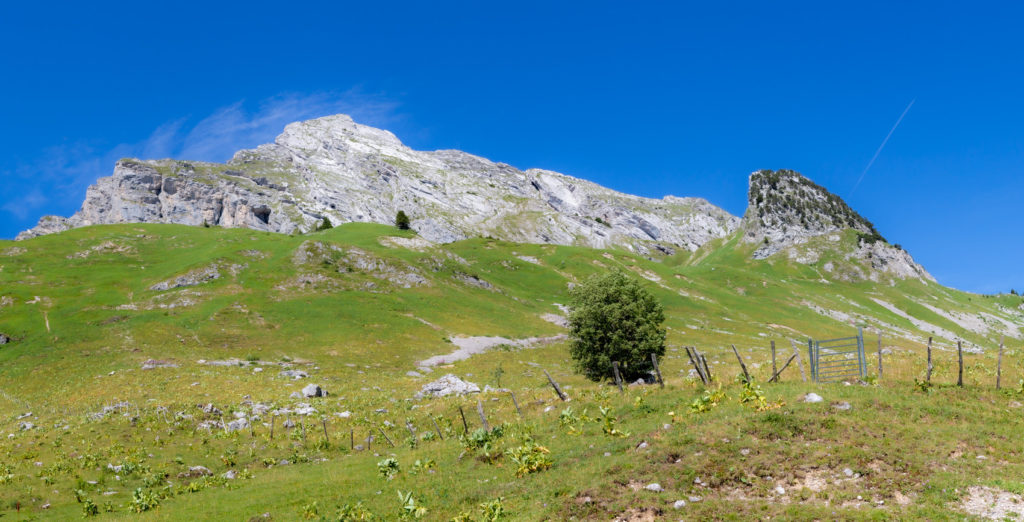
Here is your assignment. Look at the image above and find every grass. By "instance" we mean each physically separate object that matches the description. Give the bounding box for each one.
[0,222,1022,520]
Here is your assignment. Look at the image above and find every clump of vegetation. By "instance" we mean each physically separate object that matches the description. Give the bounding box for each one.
[377,458,400,480]
[690,388,727,414]
[506,440,553,477]
[397,490,428,519]
[568,270,666,382]
[395,210,411,230]
[337,501,375,520]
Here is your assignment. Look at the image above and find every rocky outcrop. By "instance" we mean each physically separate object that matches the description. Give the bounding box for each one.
[18,115,739,254]
[741,169,880,257]
[740,169,933,281]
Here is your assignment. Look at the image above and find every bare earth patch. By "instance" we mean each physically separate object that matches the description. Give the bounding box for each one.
[959,486,1024,520]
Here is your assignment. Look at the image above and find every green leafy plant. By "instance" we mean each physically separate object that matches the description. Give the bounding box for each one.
[599,406,630,438]
[690,388,727,414]
[337,501,376,520]
[506,440,553,477]
[377,458,400,480]
[127,487,160,513]
[397,490,428,519]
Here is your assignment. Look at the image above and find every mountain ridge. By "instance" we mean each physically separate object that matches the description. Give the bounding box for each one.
[16,114,931,282]
[17,114,739,256]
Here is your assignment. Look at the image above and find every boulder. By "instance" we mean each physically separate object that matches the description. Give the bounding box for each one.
[414,374,481,399]
[0,333,9,345]
[226,418,249,432]
[302,384,326,398]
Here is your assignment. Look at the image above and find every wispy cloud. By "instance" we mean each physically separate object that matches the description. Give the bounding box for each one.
[0,89,400,232]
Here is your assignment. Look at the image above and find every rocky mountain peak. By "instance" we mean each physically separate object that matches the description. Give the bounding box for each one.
[741,169,882,257]
[740,169,933,281]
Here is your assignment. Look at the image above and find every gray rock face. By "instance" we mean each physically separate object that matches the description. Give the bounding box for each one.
[739,169,933,281]
[17,115,739,254]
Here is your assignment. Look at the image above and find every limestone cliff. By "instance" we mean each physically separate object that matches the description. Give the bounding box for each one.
[19,115,739,255]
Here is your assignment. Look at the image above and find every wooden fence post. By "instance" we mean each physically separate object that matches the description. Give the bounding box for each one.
[700,353,712,382]
[789,339,807,382]
[405,421,416,438]
[458,406,469,434]
[651,353,664,388]
[612,361,624,393]
[269,415,275,440]
[509,391,523,417]
[301,420,307,446]
[350,428,354,450]
[731,344,750,382]
[771,340,777,378]
[926,337,933,382]
[685,347,707,385]
[997,335,1005,389]
[957,339,964,387]
[321,418,329,440]
[543,369,569,401]
[877,332,883,380]
[476,399,490,432]
[768,354,797,383]
[431,417,445,440]
[378,428,395,447]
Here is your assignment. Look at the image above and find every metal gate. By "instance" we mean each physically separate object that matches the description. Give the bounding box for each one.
[809,328,866,383]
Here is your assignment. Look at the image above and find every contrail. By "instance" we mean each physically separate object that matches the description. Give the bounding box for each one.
[851,98,915,195]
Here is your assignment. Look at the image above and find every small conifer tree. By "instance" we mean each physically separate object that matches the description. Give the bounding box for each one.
[395,210,411,230]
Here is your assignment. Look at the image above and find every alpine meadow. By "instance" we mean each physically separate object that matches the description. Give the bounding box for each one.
[1,114,1023,521]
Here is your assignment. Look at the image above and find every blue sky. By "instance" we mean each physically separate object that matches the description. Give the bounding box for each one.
[0,1,1021,293]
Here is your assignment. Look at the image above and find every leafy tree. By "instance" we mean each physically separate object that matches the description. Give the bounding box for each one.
[567,270,666,382]
[395,210,411,230]
[317,217,333,231]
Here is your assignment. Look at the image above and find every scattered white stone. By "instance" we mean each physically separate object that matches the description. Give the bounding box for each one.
[833,401,852,411]
[673,500,686,509]
[775,486,786,495]
[803,393,824,403]
[223,470,237,480]
[253,367,264,373]
[335,411,351,418]
[645,483,664,492]
[843,468,854,477]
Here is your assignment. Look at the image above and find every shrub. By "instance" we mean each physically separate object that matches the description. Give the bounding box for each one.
[395,210,411,230]
[568,270,666,382]
[317,218,334,231]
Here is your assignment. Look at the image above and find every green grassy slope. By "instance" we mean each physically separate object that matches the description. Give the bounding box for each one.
[0,223,1022,520]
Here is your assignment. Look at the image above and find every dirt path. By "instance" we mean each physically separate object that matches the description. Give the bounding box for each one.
[417,334,567,367]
